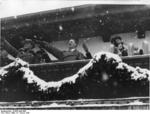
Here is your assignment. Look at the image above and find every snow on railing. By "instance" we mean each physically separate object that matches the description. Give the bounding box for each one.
[0,52,149,101]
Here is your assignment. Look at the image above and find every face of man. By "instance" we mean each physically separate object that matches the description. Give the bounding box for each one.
[24,42,33,50]
[116,39,122,45]
[68,39,77,49]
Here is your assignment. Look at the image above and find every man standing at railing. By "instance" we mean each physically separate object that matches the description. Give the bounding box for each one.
[36,39,92,61]
[1,38,51,64]
[110,36,128,56]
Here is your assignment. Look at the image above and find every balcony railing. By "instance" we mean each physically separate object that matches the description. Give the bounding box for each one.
[30,54,150,81]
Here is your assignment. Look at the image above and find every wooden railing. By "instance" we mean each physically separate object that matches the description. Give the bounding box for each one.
[30,55,150,81]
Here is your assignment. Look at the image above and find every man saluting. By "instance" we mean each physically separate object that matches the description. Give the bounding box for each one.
[36,39,92,61]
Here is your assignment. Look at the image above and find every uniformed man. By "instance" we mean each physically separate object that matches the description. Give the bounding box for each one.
[17,39,35,64]
[17,39,51,64]
[1,37,51,64]
[110,36,128,56]
[36,39,91,61]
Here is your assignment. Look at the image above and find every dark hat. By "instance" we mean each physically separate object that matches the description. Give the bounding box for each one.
[110,36,122,44]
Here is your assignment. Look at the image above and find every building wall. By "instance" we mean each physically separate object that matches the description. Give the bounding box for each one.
[48,31,150,60]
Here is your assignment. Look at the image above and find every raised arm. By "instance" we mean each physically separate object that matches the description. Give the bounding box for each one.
[1,38,19,57]
[82,40,92,59]
[35,40,64,60]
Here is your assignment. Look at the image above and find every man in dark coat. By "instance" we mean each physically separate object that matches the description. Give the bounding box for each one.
[17,39,51,64]
[110,36,128,56]
[17,39,35,64]
[36,39,92,61]
[1,38,51,64]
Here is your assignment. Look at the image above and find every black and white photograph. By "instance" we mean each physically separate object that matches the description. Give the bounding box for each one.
[0,0,150,111]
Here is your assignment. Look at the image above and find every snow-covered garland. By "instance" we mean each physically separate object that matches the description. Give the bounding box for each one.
[0,52,149,101]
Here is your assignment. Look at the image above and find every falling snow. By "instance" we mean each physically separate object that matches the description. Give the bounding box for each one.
[59,25,63,31]
[99,19,102,23]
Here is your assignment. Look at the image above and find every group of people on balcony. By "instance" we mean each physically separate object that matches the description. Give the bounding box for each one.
[109,36,148,56]
[0,36,149,66]
[0,37,92,66]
